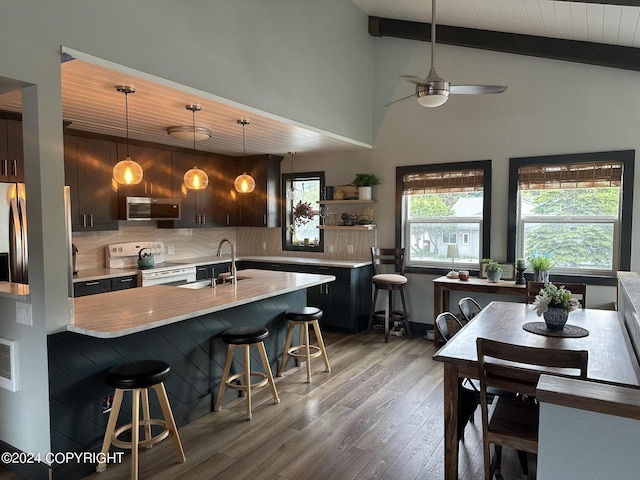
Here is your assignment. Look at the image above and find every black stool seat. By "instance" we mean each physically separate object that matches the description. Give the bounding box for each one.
[106,360,170,390]
[222,326,269,345]
[285,307,323,321]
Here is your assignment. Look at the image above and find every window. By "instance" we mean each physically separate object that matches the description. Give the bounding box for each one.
[396,161,492,272]
[282,172,324,252]
[507,150,634,281]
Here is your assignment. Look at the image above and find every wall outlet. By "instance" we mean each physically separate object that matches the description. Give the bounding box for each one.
[16,303,32,326]
[347,245,354,255]
[167,245,175,255]
[262,242,267,250]
[328,244,334,254]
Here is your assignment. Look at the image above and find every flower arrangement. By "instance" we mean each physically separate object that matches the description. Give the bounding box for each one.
[532,282,580,316]
[528,253,554,272]
[292,200,315,228]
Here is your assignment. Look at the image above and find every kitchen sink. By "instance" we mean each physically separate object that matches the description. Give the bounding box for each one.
[176,276,249,289]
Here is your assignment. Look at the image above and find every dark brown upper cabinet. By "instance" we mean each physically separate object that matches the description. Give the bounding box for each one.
[0,118,24,183]
[115,143,172,199]
[236,154,282,227]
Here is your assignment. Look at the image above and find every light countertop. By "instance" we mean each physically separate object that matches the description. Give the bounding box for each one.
[0,282,30,300]
[68,269,335,338]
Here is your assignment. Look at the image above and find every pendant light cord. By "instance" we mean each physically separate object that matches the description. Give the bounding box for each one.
[125,91,130,158]
[192,107,196,152]
[431,0,436,69]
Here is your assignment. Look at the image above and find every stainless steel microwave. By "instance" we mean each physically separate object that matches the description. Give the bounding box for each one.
[120,197,181,221]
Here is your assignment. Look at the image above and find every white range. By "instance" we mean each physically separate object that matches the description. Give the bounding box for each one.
[106,241,196,286]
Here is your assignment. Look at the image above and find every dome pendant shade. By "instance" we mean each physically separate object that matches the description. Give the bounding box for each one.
[113,157,144,185]
[234,173,255,193]
[114,85,143,185]
[183,104,209,190]
[234,119,255,193]
[184,166,209,190]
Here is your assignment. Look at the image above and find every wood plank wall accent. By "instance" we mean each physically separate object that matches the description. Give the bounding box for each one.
[47,289,306,480]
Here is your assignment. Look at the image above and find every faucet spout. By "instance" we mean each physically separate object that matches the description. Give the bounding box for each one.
[216,238,237,283]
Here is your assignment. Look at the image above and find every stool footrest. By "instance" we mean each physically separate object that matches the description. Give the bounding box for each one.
[112,419,171,449]
[286,345,323,359]
[225,371,269,391]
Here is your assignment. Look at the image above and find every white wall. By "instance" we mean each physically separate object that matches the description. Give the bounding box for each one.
[0,0,373,458]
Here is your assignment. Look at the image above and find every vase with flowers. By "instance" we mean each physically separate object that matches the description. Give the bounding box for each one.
[532,282,580,330]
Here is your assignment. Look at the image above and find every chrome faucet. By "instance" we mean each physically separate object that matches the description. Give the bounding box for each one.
[216,238,237,284]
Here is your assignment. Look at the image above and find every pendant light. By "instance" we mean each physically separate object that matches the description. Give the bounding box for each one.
[286,151,298,200]
[234,119,255,193]
[113,86,143,185]
[183,104,209,190]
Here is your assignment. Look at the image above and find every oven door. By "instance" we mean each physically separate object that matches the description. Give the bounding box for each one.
[140,267,196,286]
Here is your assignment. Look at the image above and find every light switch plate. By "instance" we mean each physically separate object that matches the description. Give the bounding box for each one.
[16,303,32,327]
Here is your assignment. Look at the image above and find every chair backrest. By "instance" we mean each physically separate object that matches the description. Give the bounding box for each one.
[435,312,464,343]
[458,297,482,323]
[476,338,588,397]
[525,281,587,308]
[371,247,405,275]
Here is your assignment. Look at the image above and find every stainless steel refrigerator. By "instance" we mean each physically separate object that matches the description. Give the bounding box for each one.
[0,183,28,284]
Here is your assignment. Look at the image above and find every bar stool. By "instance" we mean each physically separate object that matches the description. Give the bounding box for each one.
[214,326,280,420]
[367,247,412,343]
[97,360,185,480]
[277,307,331,383]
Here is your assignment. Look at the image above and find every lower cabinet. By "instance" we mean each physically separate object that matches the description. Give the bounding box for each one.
[74,275,138,297]
[249,262,372,333]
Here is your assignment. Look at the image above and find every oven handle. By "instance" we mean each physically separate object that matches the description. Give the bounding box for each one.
[141,268,194,278]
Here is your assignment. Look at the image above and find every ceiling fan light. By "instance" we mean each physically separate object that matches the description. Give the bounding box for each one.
[113,157,144,185]
[234,173,255,193]
[184,166,209,190]
[167,125,212,141]
[418,93,449,108]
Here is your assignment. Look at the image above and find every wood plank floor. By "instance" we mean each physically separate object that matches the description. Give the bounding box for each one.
[2,331,535,479]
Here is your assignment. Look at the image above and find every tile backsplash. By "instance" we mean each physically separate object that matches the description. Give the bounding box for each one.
[73,223,375,271]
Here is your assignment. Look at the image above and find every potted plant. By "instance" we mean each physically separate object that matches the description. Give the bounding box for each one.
[528,254,554,283]
[482,258,502,283]
[532,282,580,330]
[291,200,315,229]
[352,173,380,200]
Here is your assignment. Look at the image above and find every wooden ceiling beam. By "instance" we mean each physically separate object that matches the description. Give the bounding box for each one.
[369,16,640,72]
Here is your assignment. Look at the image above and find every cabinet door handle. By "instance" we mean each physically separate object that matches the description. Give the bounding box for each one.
[81,214,87,227]
[119,278,133,283]
[1,159,7,177]
[89,214,94,227]
[84,281,100,286]
[11,160,17,177]
[150,183,153,195]
[263,214,267,225]
[201,214,205,224]
[226,214,230,225]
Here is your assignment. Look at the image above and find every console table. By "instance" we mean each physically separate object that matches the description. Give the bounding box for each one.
[433,275,527,347]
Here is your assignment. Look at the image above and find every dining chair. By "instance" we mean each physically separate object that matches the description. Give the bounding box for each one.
[525,281,587,308]
[476,338,588,480]
[458,296,482,323]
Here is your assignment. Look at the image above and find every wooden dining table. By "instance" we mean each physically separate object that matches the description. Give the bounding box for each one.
[433,301,640,480]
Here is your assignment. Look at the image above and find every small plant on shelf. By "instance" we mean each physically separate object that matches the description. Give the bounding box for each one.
[351,173,381,187]
[482,258,502,273]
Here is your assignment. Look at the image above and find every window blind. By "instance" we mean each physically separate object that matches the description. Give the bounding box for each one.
[518,161,623,190]
[402,168,484,194]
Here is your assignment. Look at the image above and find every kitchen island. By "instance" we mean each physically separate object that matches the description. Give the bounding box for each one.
[48,269,334,479]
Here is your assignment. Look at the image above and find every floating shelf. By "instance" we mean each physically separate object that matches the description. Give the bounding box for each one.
[317,225,376,230]
[317,200,375,205]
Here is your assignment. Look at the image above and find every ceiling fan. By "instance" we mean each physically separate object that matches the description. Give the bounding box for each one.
[387,0,507,108]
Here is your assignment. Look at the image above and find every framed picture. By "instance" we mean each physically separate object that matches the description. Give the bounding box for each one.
[479,263,516,281]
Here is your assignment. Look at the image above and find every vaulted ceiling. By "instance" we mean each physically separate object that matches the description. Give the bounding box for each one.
[1,1,637,158]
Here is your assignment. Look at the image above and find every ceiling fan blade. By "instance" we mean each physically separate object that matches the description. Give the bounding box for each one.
[384,92,417,107]
[400,75,426,85]
[450,85,507,95]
